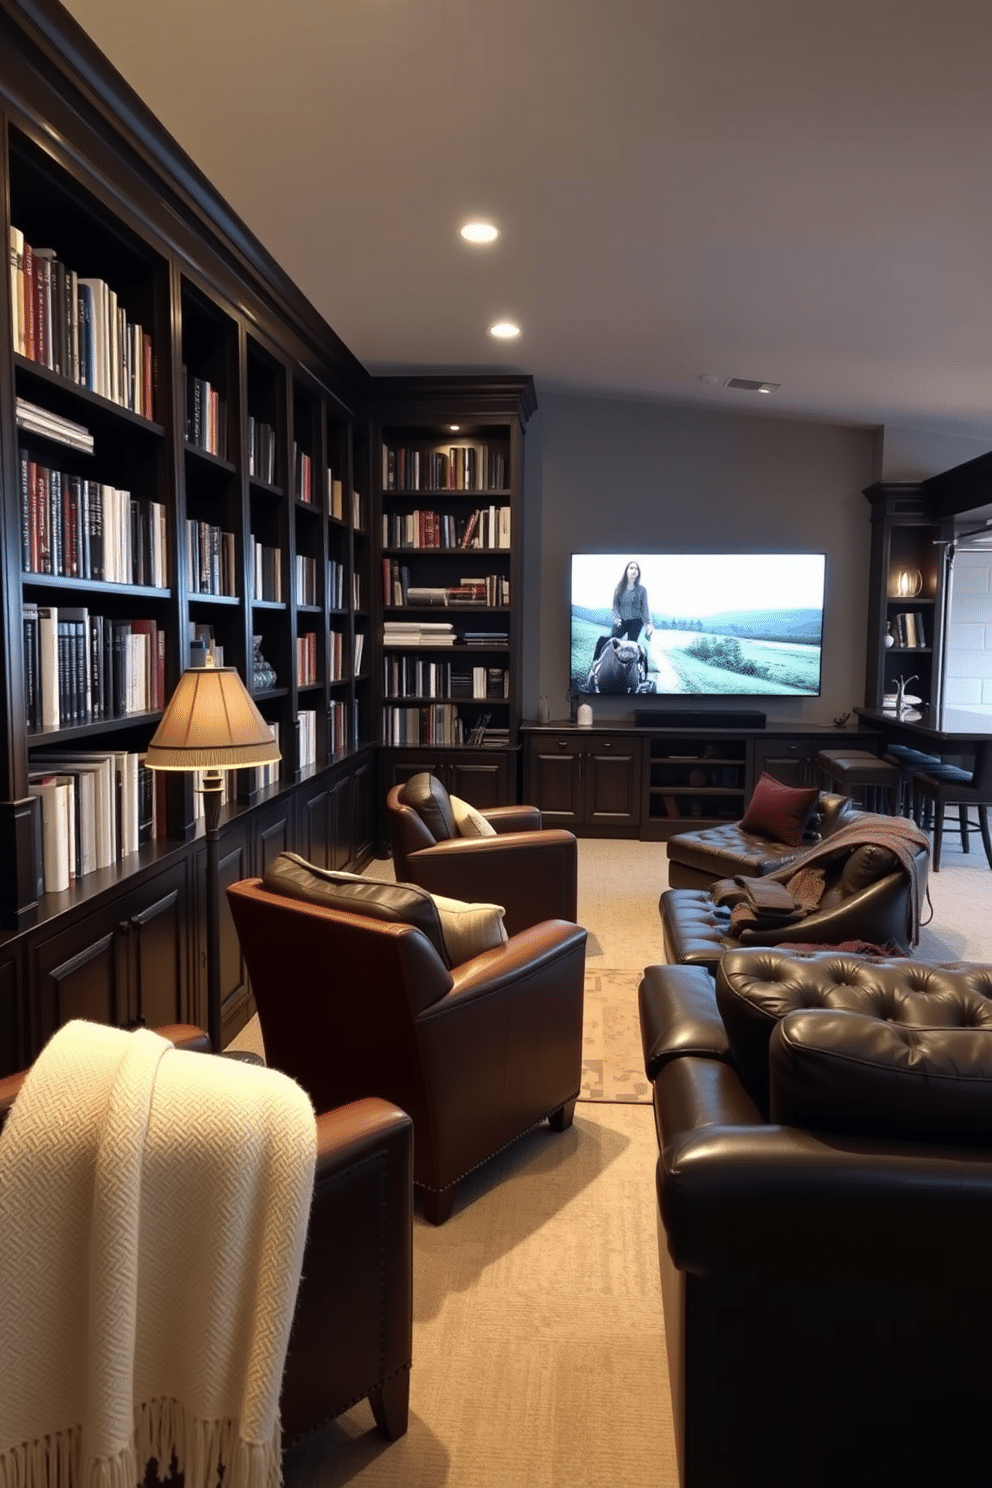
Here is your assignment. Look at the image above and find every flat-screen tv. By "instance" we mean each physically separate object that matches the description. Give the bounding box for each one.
[571,553,826,697]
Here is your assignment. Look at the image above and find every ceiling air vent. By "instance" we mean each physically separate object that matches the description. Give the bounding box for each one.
[725,378,780,393]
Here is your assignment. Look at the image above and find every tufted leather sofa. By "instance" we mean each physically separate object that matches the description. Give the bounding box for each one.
[638,950,992,1488]
[660,829,930,970]
[665,791,859,888]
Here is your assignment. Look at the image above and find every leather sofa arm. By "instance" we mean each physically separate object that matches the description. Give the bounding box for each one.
[407,831,578,935]
[654,1055,992,1281]
[638,965,732,1080]
[737,870,914,949]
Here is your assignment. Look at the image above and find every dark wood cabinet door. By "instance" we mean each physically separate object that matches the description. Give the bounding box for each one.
[584,740,642,825]
[298,781,332,869]
[525,738,584,824]
[32,920,123,1050]
[327,773,354,871]
[751,738,819,789]
[349,757,374,867]
[447,756,511,809]
[131,869,189,1030]
[0,948,25,1077]
[252,797,296,879]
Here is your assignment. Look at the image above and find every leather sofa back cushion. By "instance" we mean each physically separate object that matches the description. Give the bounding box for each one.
[770,1008,992,1145]
[398,772,457,843]
[716,949,992,1115]
[739,772,819,846]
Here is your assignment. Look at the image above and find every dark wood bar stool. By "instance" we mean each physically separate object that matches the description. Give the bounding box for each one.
[881,743,943,817]
[911,753,992,871]
[815,748,900,813]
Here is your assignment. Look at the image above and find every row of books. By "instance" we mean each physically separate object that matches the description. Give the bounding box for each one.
[21,455,167,586]
[328,559,346,610]
[23,603,165,729]
[381,559,508,608]
[297,632,317,686]
[383,621,456,647]
[296,554,318,606]
[328,700,350,757]
[294,444,312,502]
[16,396,94,453]
[10,229,155,416]
[184,368,227,458]
[28,749,155,893]
[382,656,509,700]
[298,709,317,769]
[382,704,466,747]
[382,443,507,493]
[251,540,283,602]
[250,722,281,793]
[381,505,511,550]
[890,610,928,647]
[247,417,277,483]
[186,520,236,596]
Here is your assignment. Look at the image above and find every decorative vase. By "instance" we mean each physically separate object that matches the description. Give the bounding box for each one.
[537,694,550,725]
[576,701,593,728]
[252,635,277,691]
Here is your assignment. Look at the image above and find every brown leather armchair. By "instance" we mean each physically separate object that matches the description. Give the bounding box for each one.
[227,857,587,1223]
[386,772,578,936]
[0,1024,413,1454]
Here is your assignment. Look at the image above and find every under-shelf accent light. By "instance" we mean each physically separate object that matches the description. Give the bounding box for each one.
[145,659,280,1052]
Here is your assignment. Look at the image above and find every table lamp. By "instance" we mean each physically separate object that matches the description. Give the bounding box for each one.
[144,658,280,1051]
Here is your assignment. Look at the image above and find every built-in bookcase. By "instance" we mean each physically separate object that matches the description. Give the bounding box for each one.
[372,377,535,805]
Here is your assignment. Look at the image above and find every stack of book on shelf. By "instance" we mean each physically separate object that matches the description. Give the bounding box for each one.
[183,368,226,457]
[383,656,452,699]
[251,539,283,601]
[471,666,510,699]
[381,506,511,550]
[403,576,508,607]
[328,559,345,609]
[28,748,151,892]
[186,520,236,596]
[890,611,927,647]
[297,709,317,769]
[382,703,464,747]
[23,603,165,729]
[328,629,344,681]
[247,418,276,483]
[293,444,312,502]
[21,456,167,585]
[295,554,317,605]
[383,621,456,647]
[328,700,348,756]
[462,628,509,645]
[252,722,280,792]
[458,506,511,549]
[297,632,317,686]
[382,444,506,492]
[16,397,94,453]
[328,472,344,521]
[465,715,511,749]
[10,229,155,417]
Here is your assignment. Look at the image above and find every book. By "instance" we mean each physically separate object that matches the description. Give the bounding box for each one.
[37,604,60,728]
[27,773,72,892]
[9,226,24,357]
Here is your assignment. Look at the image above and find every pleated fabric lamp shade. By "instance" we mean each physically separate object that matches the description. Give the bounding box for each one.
[145,664,280,771]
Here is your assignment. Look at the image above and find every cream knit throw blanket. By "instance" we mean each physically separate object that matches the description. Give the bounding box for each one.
[0,1021,316,1488]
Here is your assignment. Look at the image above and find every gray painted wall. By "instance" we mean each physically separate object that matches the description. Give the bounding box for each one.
[522,393,876,727]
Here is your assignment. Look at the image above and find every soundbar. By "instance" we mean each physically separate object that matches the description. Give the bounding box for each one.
[634,709,767,730]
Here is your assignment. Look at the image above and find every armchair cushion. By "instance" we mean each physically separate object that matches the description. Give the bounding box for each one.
[449,795,497,838]
[770,1008,992,1145]
[263,853,507,969]
[739,771,820,846]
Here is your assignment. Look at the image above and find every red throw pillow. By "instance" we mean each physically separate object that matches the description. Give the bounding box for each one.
[739,772,819,846]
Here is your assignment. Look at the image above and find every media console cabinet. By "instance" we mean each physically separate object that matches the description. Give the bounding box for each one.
[521,721,880,840]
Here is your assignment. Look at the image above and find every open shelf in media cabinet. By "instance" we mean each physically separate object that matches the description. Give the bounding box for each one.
[646,736,748,832]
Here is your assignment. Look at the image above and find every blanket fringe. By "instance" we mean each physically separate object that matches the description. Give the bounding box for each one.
[0,1406,282,1488]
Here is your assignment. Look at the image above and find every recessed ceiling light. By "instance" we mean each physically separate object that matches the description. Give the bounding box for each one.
[698,374,722,386]
[449,424,460,431]
[460,221,499,244]
[488,321,520,340]
[725,377,781,393]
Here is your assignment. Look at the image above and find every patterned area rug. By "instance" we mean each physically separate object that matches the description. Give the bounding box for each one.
[580,967,651,1104]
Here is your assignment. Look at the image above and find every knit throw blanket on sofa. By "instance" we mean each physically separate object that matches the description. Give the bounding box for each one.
[785,814,930,942]
[0,1021,316,1488]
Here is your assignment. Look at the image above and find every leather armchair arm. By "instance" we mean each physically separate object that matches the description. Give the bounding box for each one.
[434,919,588,1007]
[406,830,578,935]
[483,804,543,833]
[282,1096,413,1445]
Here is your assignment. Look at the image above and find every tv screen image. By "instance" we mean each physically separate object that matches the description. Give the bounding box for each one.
[571,553,826,698]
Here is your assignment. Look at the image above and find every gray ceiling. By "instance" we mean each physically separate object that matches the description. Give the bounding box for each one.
[61,0,992,439]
